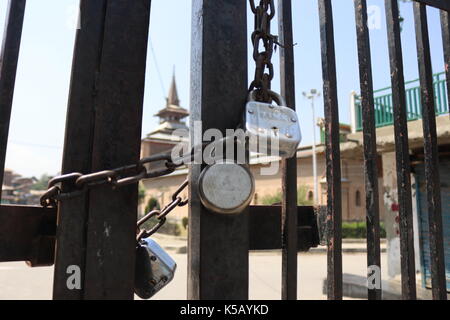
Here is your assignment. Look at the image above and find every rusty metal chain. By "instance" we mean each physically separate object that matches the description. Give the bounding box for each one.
[249,0,277,103]
[39,140,223,240]
[40,152,186,208]
[40,135,236,240]
[40,150,191,241]
[136,179,188,241]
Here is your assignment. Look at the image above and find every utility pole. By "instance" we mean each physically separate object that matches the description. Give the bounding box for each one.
[303,89,321,205]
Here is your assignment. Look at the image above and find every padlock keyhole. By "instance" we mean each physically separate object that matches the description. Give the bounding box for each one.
[271,126,279,136]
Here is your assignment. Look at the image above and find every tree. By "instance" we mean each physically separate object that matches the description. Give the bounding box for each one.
[145,196,160,213]
[261,185,313,206]
[182,216,188,230]
[31,174,52,190]
[138,183,146,205]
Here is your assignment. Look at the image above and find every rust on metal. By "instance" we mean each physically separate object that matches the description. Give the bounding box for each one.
[354,0,382,300]
[278,0,298,301]
[384,0,417,300]
[318,0,343,300]
[413,2,447,300]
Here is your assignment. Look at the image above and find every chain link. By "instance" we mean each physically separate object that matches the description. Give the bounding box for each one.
[39,141,202,241]
[136,179,188,241]
[40,151,190,241]
[249,0,277,103]
[40,152,185,208]
[40,137,237,240]
[133,137,231,241]
[249,0,297,103]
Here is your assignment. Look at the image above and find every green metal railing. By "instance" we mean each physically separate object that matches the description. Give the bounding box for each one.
[355,72,449,131]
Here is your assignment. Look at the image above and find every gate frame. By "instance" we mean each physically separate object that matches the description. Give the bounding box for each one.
[0,0,448,300]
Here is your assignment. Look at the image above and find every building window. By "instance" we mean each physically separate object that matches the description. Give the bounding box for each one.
[308,191,314,202]
[355,190,361,207]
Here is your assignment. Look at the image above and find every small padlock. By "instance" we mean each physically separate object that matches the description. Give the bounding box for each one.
[245,90,301,158]
[198,159,255,214]
[134,237,176,299]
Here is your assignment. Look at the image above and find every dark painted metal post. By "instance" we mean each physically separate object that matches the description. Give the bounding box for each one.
[441,11,450,116]
[188,0,248,300]
[278,0,298,301]
[0,0,26,198]
[52,0,107,300]
[385,0,416,300]
[82,0,151,299]
[354,0,381,300]
[413,2,447,300]
[411,0,449,12]
[318,0,343,300]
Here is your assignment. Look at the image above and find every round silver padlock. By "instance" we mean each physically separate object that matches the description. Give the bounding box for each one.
[198,160,255,214]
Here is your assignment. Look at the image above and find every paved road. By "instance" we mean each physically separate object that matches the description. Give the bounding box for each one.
[0,251,388,300]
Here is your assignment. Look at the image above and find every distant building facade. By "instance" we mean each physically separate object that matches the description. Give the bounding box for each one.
[1,168,39,205]
[141,73,189,159]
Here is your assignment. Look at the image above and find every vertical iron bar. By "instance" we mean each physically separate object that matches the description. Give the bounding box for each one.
[0,0,26,198]
[385,0,417,300]
[441,11,450,117]
[318,0,343,300]
[83,0,151,299]
[413,2,447,300]
[354,0,382,300]
[52,0,107,300]
[188,0,248,300]
[278,0,298,301]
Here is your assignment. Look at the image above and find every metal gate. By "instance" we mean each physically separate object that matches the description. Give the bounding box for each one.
[414,158,450,291]
[0,0,449,300]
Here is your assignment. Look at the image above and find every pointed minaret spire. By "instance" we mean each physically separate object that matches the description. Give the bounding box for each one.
[153,66,189,128]
[167,67,180,107]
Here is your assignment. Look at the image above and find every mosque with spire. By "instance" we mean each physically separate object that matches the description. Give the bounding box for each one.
[141,73,189,160]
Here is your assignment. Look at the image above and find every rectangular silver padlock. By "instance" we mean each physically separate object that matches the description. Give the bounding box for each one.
[245,90,301,158]
[134,238,176,299]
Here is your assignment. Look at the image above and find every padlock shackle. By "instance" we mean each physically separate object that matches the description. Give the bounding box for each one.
[248,90,287,106]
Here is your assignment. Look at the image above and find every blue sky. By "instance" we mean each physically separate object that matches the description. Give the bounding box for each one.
[0,0,445,177]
